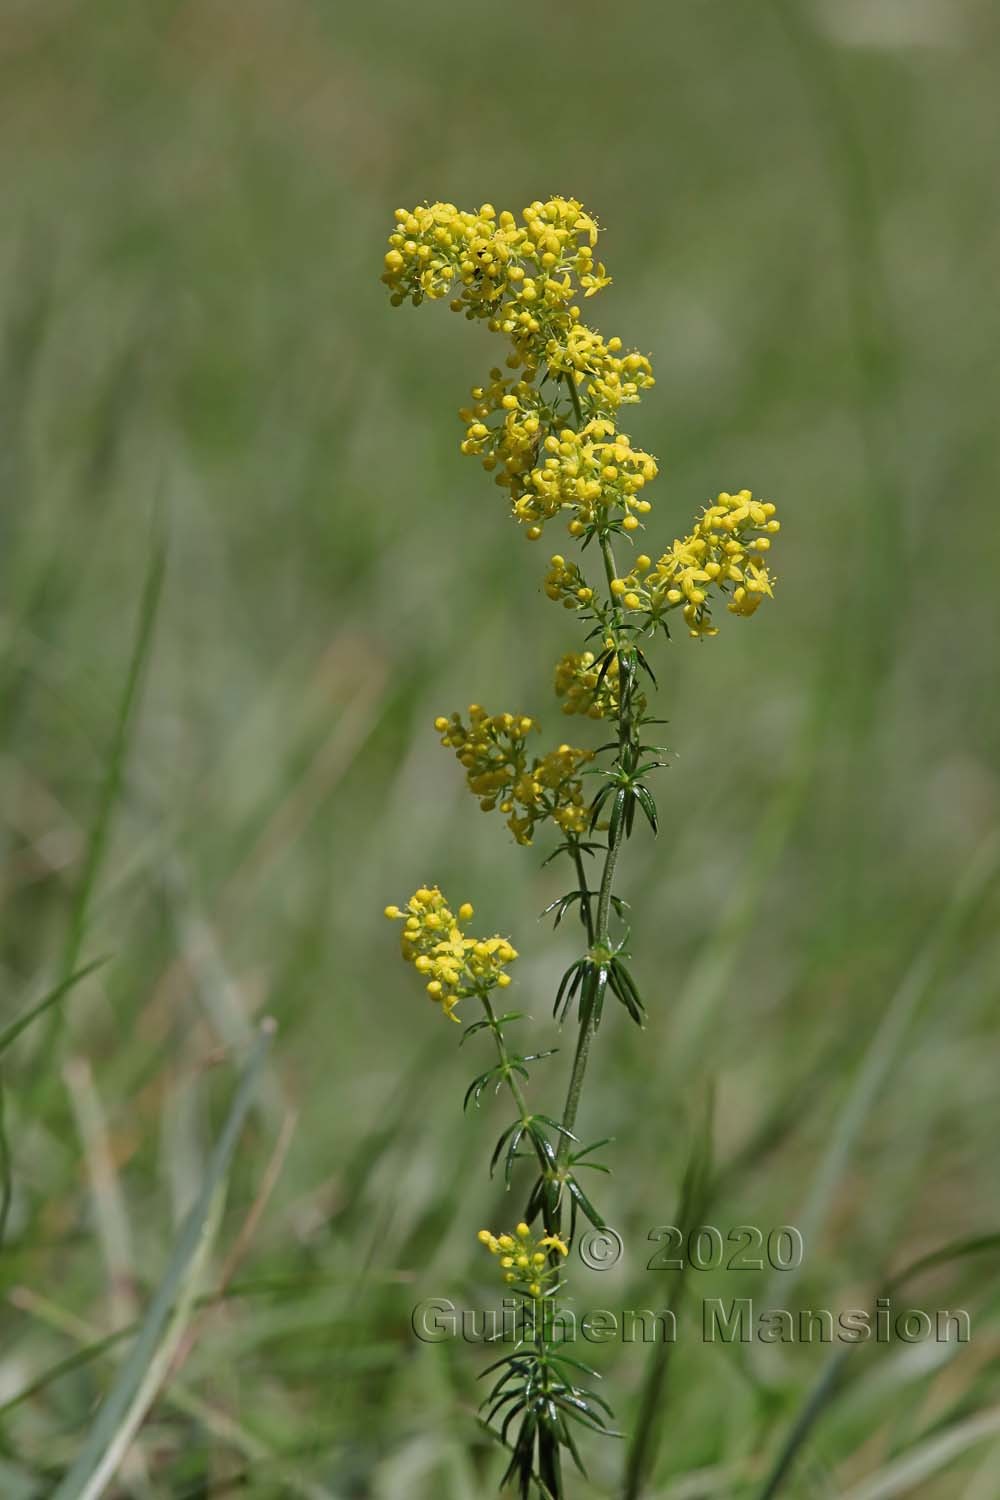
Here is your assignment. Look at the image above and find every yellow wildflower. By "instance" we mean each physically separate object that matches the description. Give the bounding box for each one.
[436,706,592,844]
[383,198,657,538]
[479,1223,569,1297]
[543,553,593,609]
[509,419,657,538]
[385,887,517,1020]
[553,650,645,721]
[611,490,779,637]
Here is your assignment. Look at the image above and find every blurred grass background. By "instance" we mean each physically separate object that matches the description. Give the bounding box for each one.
[2,0,999,1495]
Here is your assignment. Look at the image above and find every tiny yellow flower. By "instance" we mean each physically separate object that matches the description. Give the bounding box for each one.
[384,887,518,1019]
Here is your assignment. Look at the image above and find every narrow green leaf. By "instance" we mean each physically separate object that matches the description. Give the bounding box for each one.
[623,1090,715,1499]
[60,530,166,992]
[0,957,109,1057]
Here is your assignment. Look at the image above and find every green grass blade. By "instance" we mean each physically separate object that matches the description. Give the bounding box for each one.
[755,1347,852,1500]
[0,957,109,1057]
[0,1273,341,1419]
[60,528,166,987]
[623,1089,715,1500]
[1,957,109,1246]
[887,1233,1000,1296]
[0,1078,10,1247]
[763,833,1000,1308]
[51,1018,275,1500]
[755,1232,1000,1498]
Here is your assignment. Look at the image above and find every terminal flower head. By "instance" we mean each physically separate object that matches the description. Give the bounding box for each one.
[383,198,657,539]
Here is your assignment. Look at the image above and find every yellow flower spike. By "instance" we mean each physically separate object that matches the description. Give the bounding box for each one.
[516,1222,531,1238]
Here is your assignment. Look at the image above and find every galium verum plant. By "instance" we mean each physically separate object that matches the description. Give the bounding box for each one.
[382,198,780,1497]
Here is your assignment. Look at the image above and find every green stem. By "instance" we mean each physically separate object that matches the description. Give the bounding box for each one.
[557,532,633,1167]
[557,809,625,1158]
[479,992,532,1121]
[595,810,625,947]
[600,531,620,598]
[566,371,585,426]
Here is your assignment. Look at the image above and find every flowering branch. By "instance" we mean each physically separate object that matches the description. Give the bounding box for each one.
[381,196,781,1499]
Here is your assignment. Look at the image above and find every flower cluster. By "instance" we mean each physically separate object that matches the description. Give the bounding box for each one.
[458,369,549,495]
[548,324,654,413]
[382,198,657,540]
[381,198,605,365]
[478,1221,569,1299]
[543,553,594,610]
[435,707,592,844]
[511,420,657,539]
[384,887,517,1021]
[611,490,780,638]
[553,650,644,721]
